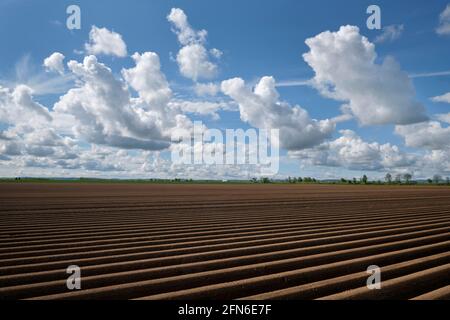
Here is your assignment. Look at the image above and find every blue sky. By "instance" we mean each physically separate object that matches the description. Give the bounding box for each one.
[0,0,450,180]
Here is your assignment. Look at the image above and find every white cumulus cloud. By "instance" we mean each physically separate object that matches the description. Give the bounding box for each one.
[122,52,172,108]
[176,44,218,81]
[53,55,180,151]
[290,130,416,171]
[85,26,128,57]
[221,76,335,150]
[167,8,219,81]
[303,25,428,126]
[43,52,65,74]
[395,121,450,150]
[0,85,52,124]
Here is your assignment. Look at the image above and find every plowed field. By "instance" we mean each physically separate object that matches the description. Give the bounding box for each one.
[1,183,449,300]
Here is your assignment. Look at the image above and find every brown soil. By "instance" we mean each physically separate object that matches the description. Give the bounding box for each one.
[0,183,449,300]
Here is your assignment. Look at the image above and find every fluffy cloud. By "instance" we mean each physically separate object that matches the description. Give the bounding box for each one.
[0,122,78,163]
[43,52,65,74]
[303,25,427,126]
[85,26,128,57]
[0,140,22,156]
[176,44,218,81]
[395,121,450,150]
[221,76,335,150]
[1,143,125,174]
[167,8,219,81]
[437,4,450,35]
[423,150,450,175]
[167,8,207,46]
[122,52,172,107]
[291,130,416,171]
[0,83,76,164]
[53,55,177,151]
[0,85,52,124]
[375,24,404,43]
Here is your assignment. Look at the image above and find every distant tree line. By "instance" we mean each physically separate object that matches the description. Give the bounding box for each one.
[250,177,318,184]
[384,173,450,185]
[384,173,415,185]
[426,174,450,185]
[250,173,450,185]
